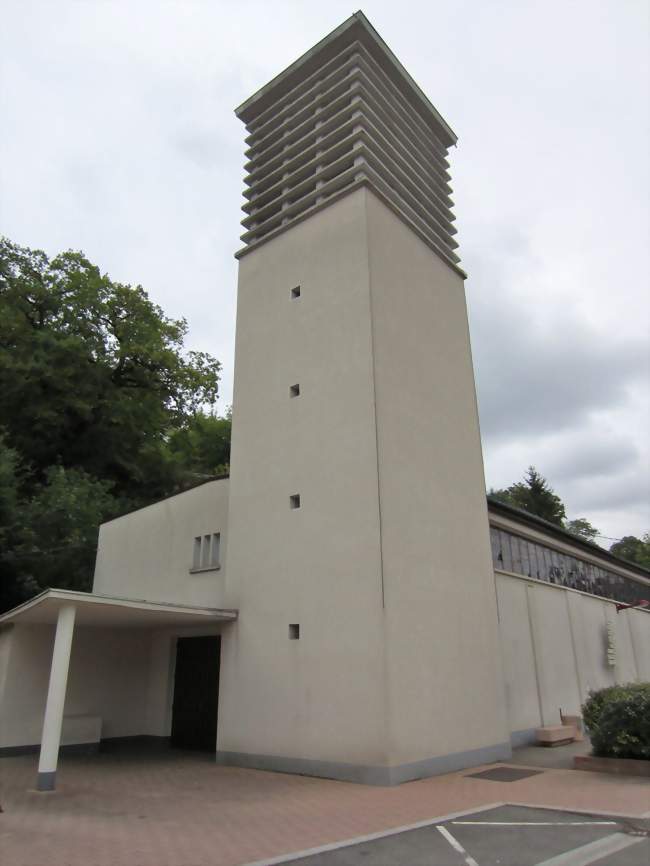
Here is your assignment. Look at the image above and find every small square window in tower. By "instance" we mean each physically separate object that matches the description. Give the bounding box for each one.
[289,494,301,509]
[289,624,300,640]
[289,384,300,398]
[290,286,301,299]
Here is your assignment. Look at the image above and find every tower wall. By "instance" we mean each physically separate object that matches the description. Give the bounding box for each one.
[219,11,510,783]
[218,190,390,781]
[365,193,510,778]
[219,187,510,782]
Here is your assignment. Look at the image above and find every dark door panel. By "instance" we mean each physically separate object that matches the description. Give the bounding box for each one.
[171,635,221,751]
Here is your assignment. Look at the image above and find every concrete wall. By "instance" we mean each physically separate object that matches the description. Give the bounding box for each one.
[93,478,229,608]
[218,187,510,782]
[0,624,151,748]
[219,189,390,778]
[0,621,229,750]
[496,571,650,741]
[365,192,510,773]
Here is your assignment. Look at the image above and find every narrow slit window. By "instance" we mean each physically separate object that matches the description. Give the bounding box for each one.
[290,285,301,299]
[289,384,300,398]
[289,624,300,640]
[211,533,221,568]
[289,494,301,509]
[192,536,202,570]
[201,534,211,568]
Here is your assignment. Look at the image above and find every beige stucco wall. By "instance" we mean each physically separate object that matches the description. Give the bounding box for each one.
[219,188,389,772]
[365,192,510,767]
[492,574,541,735]
[496,571,649,738]
[0,620,230,750]
[629,608,650,680]
[0,624,152,748]
[218,187,509,779]
[93,478,229,607]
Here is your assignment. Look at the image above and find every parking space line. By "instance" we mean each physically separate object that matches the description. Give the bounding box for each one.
[508,801,647,820]
[437,826,480,866]
[533,832,644,866]
[240,803,504,866]
[451,821,617,827]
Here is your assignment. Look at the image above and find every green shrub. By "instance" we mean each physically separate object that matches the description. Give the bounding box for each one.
[582,685,630,734]
[583,683,650,760]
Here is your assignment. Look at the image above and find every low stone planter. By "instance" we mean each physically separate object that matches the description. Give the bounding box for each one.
[574,754,650,778]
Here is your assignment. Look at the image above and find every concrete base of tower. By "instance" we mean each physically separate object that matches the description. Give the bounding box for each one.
[216,740,512,786]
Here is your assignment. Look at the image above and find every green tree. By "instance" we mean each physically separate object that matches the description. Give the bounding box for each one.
[0,237,224,611]
[610,535,650,569]
[490,466,567,526]
[0,432,20,546]
[0,237,221,502]
[167,411,232,480]
[565,517,599,543]
[15,466,119,593]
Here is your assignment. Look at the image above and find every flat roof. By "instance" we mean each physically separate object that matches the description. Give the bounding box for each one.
[0,589,238,629]
[235,11,457,147]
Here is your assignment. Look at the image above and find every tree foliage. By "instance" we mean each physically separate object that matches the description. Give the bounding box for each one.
[0,237,221,502]
[490,466,567,526]
[0,237,229,611]
[610,535,650,569]
[490,466,601,543]
[564,518,599,543]
[167,411,232,480]
[583,682,650,760]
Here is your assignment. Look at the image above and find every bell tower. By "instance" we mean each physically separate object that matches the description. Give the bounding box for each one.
[218,12,510,783]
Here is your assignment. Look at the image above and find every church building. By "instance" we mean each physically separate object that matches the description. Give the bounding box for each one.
[1,12,648,793]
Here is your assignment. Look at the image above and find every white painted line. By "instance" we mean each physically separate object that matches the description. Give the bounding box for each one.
[507,801,647,820]
[533,832,644,866]
[451,821,616,827]
[437,825,480,866]
[239,802,504,866]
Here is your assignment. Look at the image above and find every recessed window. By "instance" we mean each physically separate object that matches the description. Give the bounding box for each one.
[289,624,300,640]
[210,533,221,568]
[192,536,202,570]
[289,384,300,398]
[190,533,221,572]
[201,534,211,568]
[290,285,301,299]
[289,494,301,509]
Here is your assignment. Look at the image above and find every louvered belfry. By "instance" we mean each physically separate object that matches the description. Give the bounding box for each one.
[235,12,460,272]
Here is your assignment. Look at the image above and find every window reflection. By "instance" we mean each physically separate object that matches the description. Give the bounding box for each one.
[489,527,646,605]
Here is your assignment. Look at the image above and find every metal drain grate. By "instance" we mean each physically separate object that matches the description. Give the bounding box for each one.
[466,766,544,782]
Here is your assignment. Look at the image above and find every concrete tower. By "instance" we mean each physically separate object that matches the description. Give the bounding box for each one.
[218,12,511,784]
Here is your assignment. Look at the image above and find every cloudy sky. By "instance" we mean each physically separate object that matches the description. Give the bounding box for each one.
[1,1,648,543]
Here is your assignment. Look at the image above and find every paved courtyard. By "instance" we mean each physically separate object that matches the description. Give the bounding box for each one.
[1,748,648,866]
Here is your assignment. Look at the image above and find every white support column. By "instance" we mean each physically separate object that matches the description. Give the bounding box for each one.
[37,604,76,791]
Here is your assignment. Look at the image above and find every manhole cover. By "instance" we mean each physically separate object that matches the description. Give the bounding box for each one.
[466,766,544,782]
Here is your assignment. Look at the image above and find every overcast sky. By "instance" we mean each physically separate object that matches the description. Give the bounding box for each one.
[1,1,648,543]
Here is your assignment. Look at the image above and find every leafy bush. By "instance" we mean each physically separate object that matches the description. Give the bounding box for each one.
[583,683,650,760]
[582,684,631,734]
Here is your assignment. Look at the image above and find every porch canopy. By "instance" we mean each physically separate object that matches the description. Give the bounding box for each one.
[0,589,237,791]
